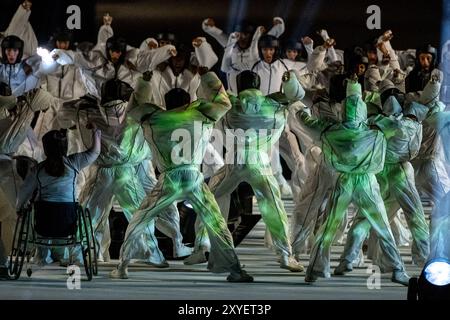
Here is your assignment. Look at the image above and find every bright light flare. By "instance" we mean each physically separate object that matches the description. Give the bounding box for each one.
[424,261,450,286]
[37,47,54,66]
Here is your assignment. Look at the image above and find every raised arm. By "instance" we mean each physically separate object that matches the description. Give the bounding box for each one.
[195,71,232,122]
[136,45,176,73]
[202,18,228,48]
[377,30,401,71]
[127,73,162,122]
[193,37,218,69]
[97,13,114,47]
[4,1,37,57]
[68,126,102,170]
[297,109,331,132]
[282,70,305,102]
[221,33,239,73]
[267,17,285,38]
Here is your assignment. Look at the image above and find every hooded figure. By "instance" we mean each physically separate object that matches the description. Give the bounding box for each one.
[429,122,450,262]
[405,44,438,93]
[110,71,253,283]
[336,94,429,275]
[410,73,450,204]
[187,70,305,271]
[297,79,410,286]
[290,92,343,259]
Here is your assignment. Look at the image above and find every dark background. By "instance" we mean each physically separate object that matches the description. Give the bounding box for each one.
[0,0,444,52]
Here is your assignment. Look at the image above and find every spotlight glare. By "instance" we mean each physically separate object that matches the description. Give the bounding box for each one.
[424,260,450,286]
[37,47,53,65]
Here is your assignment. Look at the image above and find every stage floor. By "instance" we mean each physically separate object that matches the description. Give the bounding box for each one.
[0,199,421,300]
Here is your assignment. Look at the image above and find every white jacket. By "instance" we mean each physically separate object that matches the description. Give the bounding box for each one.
[251,59,289,95]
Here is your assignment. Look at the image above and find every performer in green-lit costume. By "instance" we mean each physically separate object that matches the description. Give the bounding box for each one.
[187,70,305,271]
[110,69,253,282]
[335,88,429,275]
[297,77,410,285]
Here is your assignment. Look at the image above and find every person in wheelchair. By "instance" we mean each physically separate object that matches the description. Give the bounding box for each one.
[15,125,101,265]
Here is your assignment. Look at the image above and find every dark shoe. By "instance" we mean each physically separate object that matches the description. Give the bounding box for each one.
[304,272,318,283]
[334,260,353,275]
[227,270,254,283]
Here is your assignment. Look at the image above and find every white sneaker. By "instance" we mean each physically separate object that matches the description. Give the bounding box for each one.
[183,250,208,265]
[279,183,293,199]
[280,255,304,272]
[391,270,410,286]
[110,267,128,279]
[143,260,170,268]
[173,244,193,258]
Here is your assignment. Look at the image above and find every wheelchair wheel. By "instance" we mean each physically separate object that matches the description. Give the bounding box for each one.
[8,208,31,280]
[78,206,94,281]
[84,208,97,276]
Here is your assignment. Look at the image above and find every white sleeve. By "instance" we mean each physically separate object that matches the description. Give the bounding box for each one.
[267,17,285,38]
[220,34,238,73]
[377,36,401,71]
[302,40,314,57]
[326,47,339,63]
[306,46,327,72]
[28,88,58,112]
[195,38,218,69]
[136,45,175,72]
[283,70,305,101]
[5,5,38,57]
[249,27,264,62]
[68,130,101,170]
[202,19,228,48]
[364,65,382,92]
[97,25,114,46]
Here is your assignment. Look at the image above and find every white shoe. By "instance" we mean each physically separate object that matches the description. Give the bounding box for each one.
[279,183,293,199]
[173,244,193,258]
[391,270,410,286]
[184,250,208,265]
[109,267,128,279]
[280,255,304,272]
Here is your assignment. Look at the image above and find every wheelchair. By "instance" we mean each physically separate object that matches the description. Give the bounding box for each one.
[8,201,97,281]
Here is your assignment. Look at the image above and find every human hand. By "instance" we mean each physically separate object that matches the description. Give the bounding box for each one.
[192,37,203,48]
[103,13,113,26]
[22,0,32,11]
